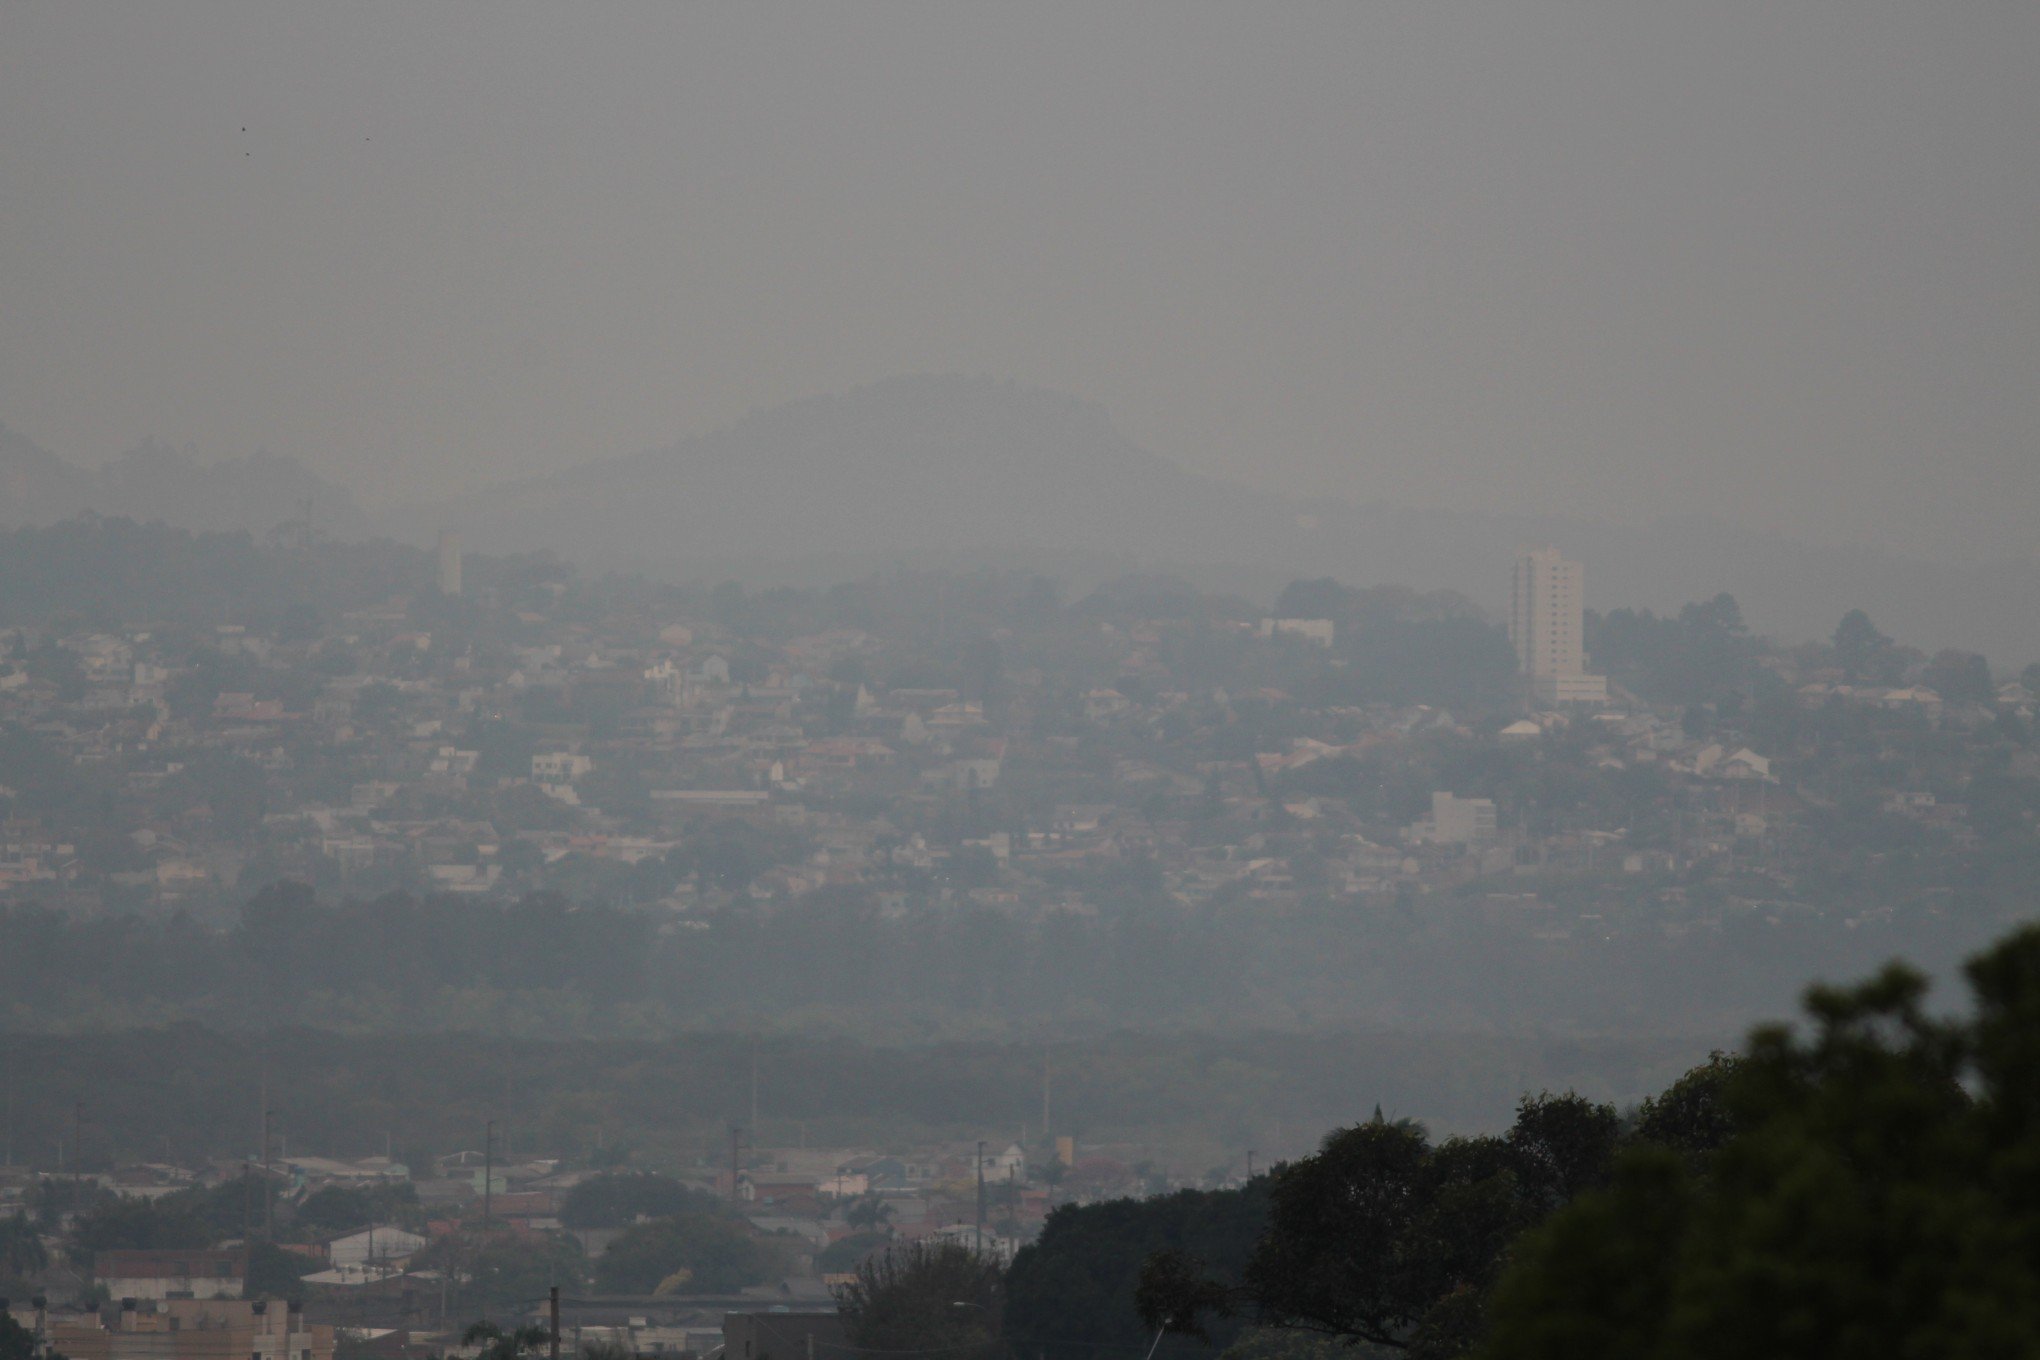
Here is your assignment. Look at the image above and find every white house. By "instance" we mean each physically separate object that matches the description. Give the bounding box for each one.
[327,1226,426,1269]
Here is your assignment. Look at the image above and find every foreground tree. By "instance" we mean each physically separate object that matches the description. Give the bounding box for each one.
[1008,1183,1271,1360]
[1140,1100,1616,1351]
[1479,926,2040,1357]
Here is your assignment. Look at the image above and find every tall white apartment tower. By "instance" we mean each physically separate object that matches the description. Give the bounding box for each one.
[436,530,463,596]
[1510,548,1606,705]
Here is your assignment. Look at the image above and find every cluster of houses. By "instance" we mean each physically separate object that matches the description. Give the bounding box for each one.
[0,1133,1152,1360]
[2,566,2035,951]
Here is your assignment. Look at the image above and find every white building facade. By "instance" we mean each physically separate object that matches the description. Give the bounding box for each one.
[1510,548,1607,706]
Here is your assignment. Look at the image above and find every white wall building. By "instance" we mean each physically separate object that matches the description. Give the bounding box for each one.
[326,1226,426,1269]
[1510,548,1607,706]
[531,751,594,782]
[436,531,462,596]
[1421,793,1498,848]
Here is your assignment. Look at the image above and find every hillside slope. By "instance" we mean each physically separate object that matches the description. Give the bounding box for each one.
[420,375,2040,662]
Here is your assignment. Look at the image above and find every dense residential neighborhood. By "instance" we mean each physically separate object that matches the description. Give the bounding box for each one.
[0,1126,1146,1360]
[1,524,2033,961]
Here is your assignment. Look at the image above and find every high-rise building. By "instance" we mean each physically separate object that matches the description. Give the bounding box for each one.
[436,530,462,596]
[1510,547,1606,705]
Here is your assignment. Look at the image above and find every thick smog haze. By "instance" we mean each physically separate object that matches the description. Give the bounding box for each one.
[11,8,2040,1346]
[2,3,2035,566]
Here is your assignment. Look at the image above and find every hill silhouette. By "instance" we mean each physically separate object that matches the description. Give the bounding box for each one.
[419,375,2040,662]
[0,422,372,539]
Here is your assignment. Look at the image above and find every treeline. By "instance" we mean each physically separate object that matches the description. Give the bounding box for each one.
[0,1019,1703,1177]
[10,1170,780,1310]
[988,923,2040,1356]
[0,517,432,631]
[1,880,2016,1041]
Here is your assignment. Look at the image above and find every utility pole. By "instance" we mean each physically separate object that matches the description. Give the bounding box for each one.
[729,1125,748,1203]
[1041,1051,1051,1138]
[975,1141,986,1254]
[483,1119,495,1224]
[1245,1150,1255,1181]
[262,1106,275,1238]
[549,1285,561,1360]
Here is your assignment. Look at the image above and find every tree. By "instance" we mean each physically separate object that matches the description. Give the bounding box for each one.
[842,1193,894,1234]
[462,1322,554,1360]
[246,1241,308,1302]
[593,1213,781,1295]
[0,1312,37,1360]
[1008,1185,1268,1360]
[418,1231,586,1314]
[0,1213,48,1278]
[68,1197,210,1265]
[1143,1098,1617,1351]
[1478,926,2040,1356]
[1925,648,1994,706]
[1232,1121,1499,1349]
[836,1240,1003,1358]
[560,1173,706,1230]
[1832,609,1897,683]
[1630,1052,1742,1161]
[291,1182,420,1237]
[816,1232,891,1275]
[1504,1092,1620,1210]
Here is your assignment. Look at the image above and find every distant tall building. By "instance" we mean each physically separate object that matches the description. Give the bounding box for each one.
[1510,547,1606,705]
[436,530,462,596]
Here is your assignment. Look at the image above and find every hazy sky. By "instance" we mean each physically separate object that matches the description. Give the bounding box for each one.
[2,4,2034,563]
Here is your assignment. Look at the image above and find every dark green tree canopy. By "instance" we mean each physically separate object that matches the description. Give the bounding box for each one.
[1480,926,2040,1357]
[836,1240,1004,1359]
[560,1173,711,1230]
[593,1212,781,1295]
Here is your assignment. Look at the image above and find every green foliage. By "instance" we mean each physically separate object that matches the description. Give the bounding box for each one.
[245,1241,308,1302]
[1137,1095,1618,1351]
[1477,1147,1694,1360]
[841,1193,893,1233]
[1274,579,1518,709]
[0,518,428,632]
[559,1173,707,1230]
[290,1182,420,1238]
[815,1231,891,1275]
[1007,1183,1271,1360]
[1630,1052,1742,1161]
[418,1231,586,1313]
[155,1174,269,1242]
[836,1240,1003,1357]
[1925,648,1994,706]
[1587,595,1754,706]
[1504,1092,1620,1210]
[461,1321,554,1360]
[1239,1122,1481,1348]
[1480,926,2040,1356]
[593,1213,780,1295]
[0,1213,48,1277]
[0,1312,36,1360]
[1833,609,1902,685]
[1211,1326,1352,1360]
[27,1178,104,1231]
[68,1196,211,1265]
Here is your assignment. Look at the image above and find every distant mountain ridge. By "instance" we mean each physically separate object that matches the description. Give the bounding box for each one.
[417,374,2040,664]
[0,422,372,540]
